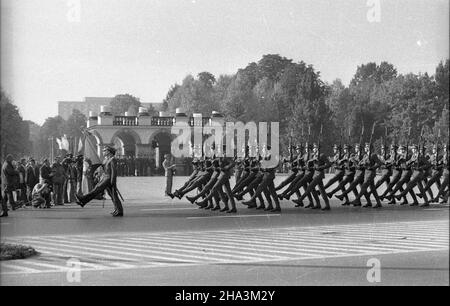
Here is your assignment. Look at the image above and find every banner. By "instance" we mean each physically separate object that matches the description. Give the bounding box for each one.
[83,131,102,165]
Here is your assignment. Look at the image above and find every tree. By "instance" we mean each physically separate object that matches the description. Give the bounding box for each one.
[0,89,31,158]
[65,109,87,138]
[110,94,141,115]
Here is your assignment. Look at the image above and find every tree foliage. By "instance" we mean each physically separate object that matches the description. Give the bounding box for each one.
[1,89,31,158]
[110,93,141,115]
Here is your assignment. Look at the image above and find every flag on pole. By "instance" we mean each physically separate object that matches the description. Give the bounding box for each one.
[62,135,70,151]
[78,137,84,154]
[83,130,102,165]
[55,138,63,150]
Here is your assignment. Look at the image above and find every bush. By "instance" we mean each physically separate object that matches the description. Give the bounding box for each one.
[0,243,38,261]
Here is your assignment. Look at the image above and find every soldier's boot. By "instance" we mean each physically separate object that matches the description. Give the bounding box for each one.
[292,198,303,207]
[408,191,419,206]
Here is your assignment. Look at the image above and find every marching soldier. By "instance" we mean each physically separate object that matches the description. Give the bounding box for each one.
[275,144,302,192]
[394,144,431,206]
[386,145,413,205]
[379,144,404,204]
[375,144,394,193]
[350,142,382,208]
[335,143,365,206]
[323,144,345,191]
[242,145,281,212]
[75,145,124,217]
[295,143,331,210]
[326,144,358,205]
[421,143,443,202]
[431,144,448,204]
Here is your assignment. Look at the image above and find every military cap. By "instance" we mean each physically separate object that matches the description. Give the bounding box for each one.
[343,144,353,150]
[390,144,398,150]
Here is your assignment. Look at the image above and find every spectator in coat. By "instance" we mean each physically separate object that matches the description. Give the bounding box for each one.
[51,157,66,206]
[39,158,53,207]
[26,159,39,203]
[1,155,19,217]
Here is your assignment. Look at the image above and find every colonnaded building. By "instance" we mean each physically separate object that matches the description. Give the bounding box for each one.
[85,105,226,175]
[58,97,162,120]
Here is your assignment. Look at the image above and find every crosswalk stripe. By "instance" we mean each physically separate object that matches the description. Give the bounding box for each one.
[31,237,216,263]
[125,236,336,258]
[1,220,448,275]
[37,236,265,263]
[1,262,41,273]
[67,236,270,262]
[174,232,414,254]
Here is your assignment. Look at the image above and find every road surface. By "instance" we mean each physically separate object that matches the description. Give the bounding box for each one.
[1,176,448,286]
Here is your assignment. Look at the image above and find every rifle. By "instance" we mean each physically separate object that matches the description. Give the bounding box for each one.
[339,128,344,159]
[288,130,293,161]
[368,121,376,157]
[318,124,323,157]
[383,125,388,160]
[358,120,364,160]
[405,126,412,160]
[418,126,425,158]
[307,124,311,160]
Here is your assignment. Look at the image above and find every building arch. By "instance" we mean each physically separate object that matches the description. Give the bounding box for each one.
[149,129,173,169]
[110,129,142,157]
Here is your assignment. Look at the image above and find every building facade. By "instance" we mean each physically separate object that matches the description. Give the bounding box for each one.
[58,97,162,120]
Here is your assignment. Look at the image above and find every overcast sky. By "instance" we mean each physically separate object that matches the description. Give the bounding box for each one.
[1,0,448,124]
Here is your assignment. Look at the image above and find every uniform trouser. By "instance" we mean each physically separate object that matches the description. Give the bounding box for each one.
[179,174,211,196]
[67,179,76,202]
[18,184,27,202]
[82,179,123,213]
[354,170,381,204]
[434,170,449,200]
[189,172,219,201]
[235,168,243,185]
[203,173,236,209]
[53,183,63,205]
[340,170,365,197]
[177,171,201,193]
[299,171,329,206]
[375,169,391,190]
[323,169,345,190]
[63,179,69,203]
[76,179,82,195]
[390,170,412,195]
[233,171,257,194]
[327,171,355,197]
[233,170,249,190]
[381,169,402,198]
[176,170,198,192]
[165,175,173,195]
[423,169,442,195]
[238,173,264,197]
[1,187,15,212]
[275,171,298,191]
[287,171,314,198]
[26,184,35,202]
[247,171,278,203]
[282,171,306,196]
[397,170,427,202]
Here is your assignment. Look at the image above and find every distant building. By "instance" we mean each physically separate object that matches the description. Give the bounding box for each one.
[58,97,163,120]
